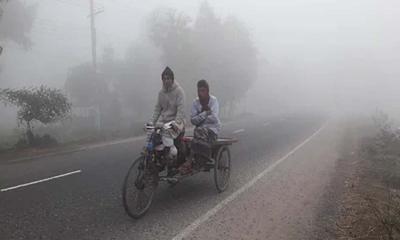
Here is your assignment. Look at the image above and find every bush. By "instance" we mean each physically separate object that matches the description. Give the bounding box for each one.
[361,111,400,189]
[357,112,400,239]
[337,113,400,240]
[14,133,58,149]
[0,86,71,146]
[14,137,29,150]
[34,134,58,148]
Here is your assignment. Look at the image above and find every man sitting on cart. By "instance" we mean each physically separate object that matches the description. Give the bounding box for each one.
[179,79,221,174]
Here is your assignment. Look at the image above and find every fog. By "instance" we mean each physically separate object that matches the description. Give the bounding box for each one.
[1,0,400,146]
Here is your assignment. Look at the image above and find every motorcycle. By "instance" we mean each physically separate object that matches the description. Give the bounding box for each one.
[122,121,237,218]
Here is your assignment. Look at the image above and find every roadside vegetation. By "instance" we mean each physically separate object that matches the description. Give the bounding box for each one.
[0,2,255,155]
[335,111,400,240]
[0,86,71,149]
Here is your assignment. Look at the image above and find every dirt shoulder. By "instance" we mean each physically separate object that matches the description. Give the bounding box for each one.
[317,117,400,240]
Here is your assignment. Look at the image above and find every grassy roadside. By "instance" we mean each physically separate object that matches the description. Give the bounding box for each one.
[0,125,145,162]
[331,115,400,240]
[0,114,241,162]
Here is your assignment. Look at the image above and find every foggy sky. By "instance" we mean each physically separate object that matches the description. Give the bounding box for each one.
[1,0,400,115]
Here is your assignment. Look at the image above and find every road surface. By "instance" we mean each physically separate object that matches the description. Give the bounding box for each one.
[0,114,327,240]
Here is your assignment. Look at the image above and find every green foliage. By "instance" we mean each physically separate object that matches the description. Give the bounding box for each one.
[0,86,71,126]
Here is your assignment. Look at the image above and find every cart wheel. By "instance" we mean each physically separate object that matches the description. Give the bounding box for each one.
[214,146,231,193]
[122,156,157,219]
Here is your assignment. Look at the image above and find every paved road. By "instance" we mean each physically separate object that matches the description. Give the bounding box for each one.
[0,114,324,240]
[180,121,340,240]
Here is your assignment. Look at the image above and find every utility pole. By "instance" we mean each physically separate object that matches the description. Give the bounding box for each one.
[89,0,97,71]
[88,0,104,131]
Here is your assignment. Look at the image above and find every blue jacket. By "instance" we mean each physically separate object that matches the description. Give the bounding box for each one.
[190,95,221,135]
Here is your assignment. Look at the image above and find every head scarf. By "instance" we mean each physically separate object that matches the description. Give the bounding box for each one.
[197,79,210,111]
[161,66,174,81]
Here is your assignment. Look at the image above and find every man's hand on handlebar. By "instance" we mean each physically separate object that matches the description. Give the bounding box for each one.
[144,122,154,131]
[171,121,179,131]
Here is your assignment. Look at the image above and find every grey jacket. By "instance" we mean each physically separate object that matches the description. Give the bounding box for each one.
[151,82,186,126]
[191,95,221,135]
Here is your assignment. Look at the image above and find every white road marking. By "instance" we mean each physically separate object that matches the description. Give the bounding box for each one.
[1,170,82,192]
[232,129,245,134]
[263,122,270,126]
[171,124,326,240]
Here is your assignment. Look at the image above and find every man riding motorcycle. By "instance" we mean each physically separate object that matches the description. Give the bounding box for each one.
[149,66,185,164]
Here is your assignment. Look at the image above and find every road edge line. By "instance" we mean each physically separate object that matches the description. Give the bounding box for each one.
[171,123,327,240]
[1,170,82,192]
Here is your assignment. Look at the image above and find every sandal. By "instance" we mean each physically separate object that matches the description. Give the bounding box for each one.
[178,160,193,175]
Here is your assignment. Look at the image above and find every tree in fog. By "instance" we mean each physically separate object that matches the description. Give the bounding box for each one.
[64,63,106,108]
[192,2,257,113]
[0,0,36,78]
[147,2,257,116]
[98,46,123,129]
[147,8,197,98]
[64,62,120,131]
[217,16,257,112]
[65,46,145,131]
[100,46,118,86]
[0,0,37,49]
[115,43,160,119]
[0,86,71,146]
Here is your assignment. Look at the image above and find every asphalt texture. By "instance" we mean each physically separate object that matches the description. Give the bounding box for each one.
[0,114,324,240]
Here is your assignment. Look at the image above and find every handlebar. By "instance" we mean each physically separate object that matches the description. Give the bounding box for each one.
[144,121,175,131]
